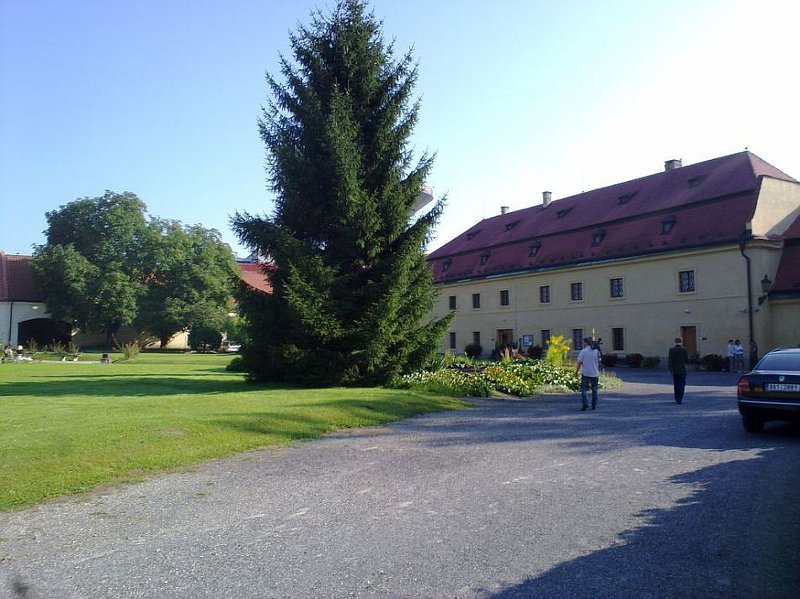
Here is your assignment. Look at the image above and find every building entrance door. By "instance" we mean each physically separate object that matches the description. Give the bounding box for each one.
[680,326,697,355]
[496,328,514,350]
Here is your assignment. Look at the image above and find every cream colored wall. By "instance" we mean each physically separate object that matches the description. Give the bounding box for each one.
[766,300,800,349]
[433,243,785,364]
[751,178,800,238]
[72,328,190,349]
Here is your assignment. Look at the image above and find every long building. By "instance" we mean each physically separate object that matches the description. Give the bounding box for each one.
[427,151,800,366]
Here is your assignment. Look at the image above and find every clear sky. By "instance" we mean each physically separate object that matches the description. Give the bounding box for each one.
[2,0,799,259]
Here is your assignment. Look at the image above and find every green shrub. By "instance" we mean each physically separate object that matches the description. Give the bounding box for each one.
[642,356,660,368]
[601,353,618,367]
[626,353,643,368]
[118,341,141,360]
[226,356,246,372]
[464,342,483,359]
[700,353,725,371]
[527,344,544,359]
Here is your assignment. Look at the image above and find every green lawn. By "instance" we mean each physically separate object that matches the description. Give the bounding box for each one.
[0,353,466,511]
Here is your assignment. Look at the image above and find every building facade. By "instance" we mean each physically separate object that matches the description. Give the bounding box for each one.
[427,152,800,365]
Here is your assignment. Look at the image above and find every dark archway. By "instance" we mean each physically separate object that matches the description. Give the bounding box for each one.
[18,318,72,348]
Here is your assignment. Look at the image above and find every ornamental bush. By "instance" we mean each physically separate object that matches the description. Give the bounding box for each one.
[464,342,483,359]
[626,353,644,368]
[700,353,725,371]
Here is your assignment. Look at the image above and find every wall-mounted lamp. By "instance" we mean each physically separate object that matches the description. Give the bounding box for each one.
[683,309,691,314]
[758,274,772,305]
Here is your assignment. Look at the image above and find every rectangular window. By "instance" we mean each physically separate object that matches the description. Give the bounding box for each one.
[473,331,481,346]
[612,327,624,352]
[500,289,510,306]
[572,328,583,351]
[571,282,583,301]
[449,332,457,350]
[472,293,481,309]
[448,295,457,310]
[610,277,624,298]
[539,285,550,303]
[541,330,551,348]
[679,269,696,293]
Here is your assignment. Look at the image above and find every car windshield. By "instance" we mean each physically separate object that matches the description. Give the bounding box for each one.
[756,354,800,371]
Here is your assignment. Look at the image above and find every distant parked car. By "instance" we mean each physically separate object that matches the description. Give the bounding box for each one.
[737,348,800,432]
[221,340,241,353]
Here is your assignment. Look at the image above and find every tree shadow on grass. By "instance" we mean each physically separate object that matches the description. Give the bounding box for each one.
[483,447,800,598]
[0,375,273,398]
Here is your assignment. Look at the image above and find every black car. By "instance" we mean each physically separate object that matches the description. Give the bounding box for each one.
[737,348,800,432]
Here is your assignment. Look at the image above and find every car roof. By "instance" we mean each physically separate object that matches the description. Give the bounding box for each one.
[765,347,800,354]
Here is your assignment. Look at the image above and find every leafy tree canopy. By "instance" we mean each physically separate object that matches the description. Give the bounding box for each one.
[32,191,237,348]
[232,0,451,386]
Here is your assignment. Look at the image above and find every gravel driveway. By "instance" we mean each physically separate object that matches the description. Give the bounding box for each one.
[2,369,800,598]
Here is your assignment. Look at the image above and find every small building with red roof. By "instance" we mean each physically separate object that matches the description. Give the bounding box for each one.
[427,151,800,364]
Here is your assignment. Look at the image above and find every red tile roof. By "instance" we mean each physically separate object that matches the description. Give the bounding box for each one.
[429,151,797,283]
[238,261,273,294]
[0,253,45,302]
[0,253,274,303]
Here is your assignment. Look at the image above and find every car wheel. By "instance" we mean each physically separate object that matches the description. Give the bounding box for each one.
[742,415,764,433]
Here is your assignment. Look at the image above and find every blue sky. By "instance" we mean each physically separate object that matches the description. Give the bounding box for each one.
[2,0,799,258]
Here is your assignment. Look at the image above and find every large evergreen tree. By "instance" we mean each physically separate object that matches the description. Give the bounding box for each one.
[232,0,451,386]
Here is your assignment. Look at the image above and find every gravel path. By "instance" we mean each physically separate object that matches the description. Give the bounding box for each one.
[2,369,800,598]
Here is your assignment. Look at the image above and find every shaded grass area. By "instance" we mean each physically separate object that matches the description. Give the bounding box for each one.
[0,354,466,511]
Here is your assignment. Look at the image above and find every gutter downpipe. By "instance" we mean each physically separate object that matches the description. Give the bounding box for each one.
[738,223,757,369]
[7,301,13,345]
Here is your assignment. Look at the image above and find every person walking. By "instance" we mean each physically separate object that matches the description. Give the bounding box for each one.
[667,337,690,404]
[575,337,601,411]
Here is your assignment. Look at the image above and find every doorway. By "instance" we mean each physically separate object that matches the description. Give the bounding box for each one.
[680,326,697,355]
[496,328,514,350]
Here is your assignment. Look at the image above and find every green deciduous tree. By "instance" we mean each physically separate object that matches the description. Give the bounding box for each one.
[32,191,238,348]
[32,191,149,347]
[135,220,240,348]
[232,0,451,386]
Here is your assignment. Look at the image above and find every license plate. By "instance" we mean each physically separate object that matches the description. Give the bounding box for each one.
[765,383,800,392]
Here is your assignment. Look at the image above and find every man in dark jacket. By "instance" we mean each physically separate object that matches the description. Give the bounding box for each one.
[667,337,690,404]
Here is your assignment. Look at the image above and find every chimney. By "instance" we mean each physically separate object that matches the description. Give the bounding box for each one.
[500,206,510,215]
[542,191,552,208]
[664,158,682,171]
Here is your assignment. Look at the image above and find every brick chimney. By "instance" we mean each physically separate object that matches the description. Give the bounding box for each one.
[542,191,552,207]
[500,206,510,215]
[664,159,682,171]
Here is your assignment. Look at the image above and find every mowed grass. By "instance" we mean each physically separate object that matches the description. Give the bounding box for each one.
[0,353,466,511]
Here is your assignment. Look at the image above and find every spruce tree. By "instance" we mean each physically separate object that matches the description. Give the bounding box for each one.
[232,0,451,386]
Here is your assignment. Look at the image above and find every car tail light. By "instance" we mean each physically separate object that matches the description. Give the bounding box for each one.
[737,377,750,396]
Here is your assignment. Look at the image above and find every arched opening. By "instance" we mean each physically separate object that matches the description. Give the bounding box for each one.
[18,318,72,348]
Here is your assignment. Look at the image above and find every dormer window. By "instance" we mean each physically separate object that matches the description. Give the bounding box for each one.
[556,207,573,219]
[442,259,452,272]
[504,220,520,232]
[688,175,707,188]
[479,252,490,265]
[466,229,481,240]
[529,241,542,257]
[591,229,606,246]
[618,191,638,205]
[661,215,677,234]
